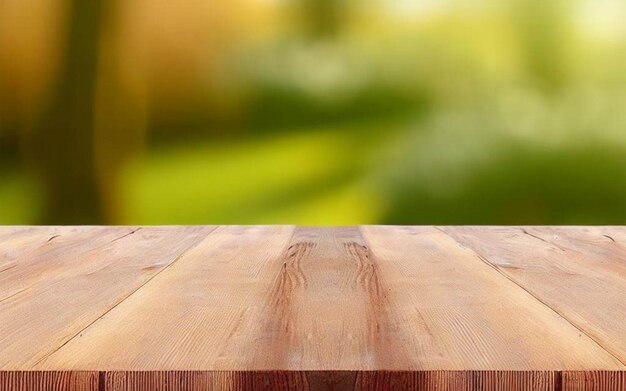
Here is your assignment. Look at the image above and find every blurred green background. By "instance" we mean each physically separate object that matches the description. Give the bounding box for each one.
[1,0,626,225]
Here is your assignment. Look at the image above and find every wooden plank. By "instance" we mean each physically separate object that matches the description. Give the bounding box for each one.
[100,370,558,391]
[0,226,214,369]
[36,225,427,370]
[234,226,410,370]
[36,225,296,370]
[1,370,624,391]
[562,370,626,391]
[0,371,99,391]
[359,226,623,370]
[441,226,626,365]
[0,226,624,390]
[36,226,622,374]
[0,227,79,271]
[0,227,136,302]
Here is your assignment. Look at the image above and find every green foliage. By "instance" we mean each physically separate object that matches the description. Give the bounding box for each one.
[379,91,626,224]
[2,0,626,224]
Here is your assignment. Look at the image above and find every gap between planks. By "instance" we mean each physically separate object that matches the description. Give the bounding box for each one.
[435,226,626,368]
[30,226,220,368]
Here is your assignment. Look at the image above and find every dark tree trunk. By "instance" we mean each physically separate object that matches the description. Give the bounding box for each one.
[32,0,108,224]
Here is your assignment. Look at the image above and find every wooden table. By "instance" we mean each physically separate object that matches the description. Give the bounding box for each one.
[0,226,625,390]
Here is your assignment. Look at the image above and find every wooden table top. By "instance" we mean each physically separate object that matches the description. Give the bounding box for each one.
[0,226,625,390]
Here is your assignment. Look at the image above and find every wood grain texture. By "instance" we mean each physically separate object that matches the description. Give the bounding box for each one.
[0,227,91,277]
[0,226,214,369]
[0,227,135,302]
[0,371,98,391]
[100,370,559,391]
[441,226,626,365]
[7,370,622,390]
[0,226,624,390]
[37,226,296,370]
[562,371,626,391]
[359,226,622,370]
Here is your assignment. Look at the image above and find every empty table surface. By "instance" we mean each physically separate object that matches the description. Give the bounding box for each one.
[0,226,624,390]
